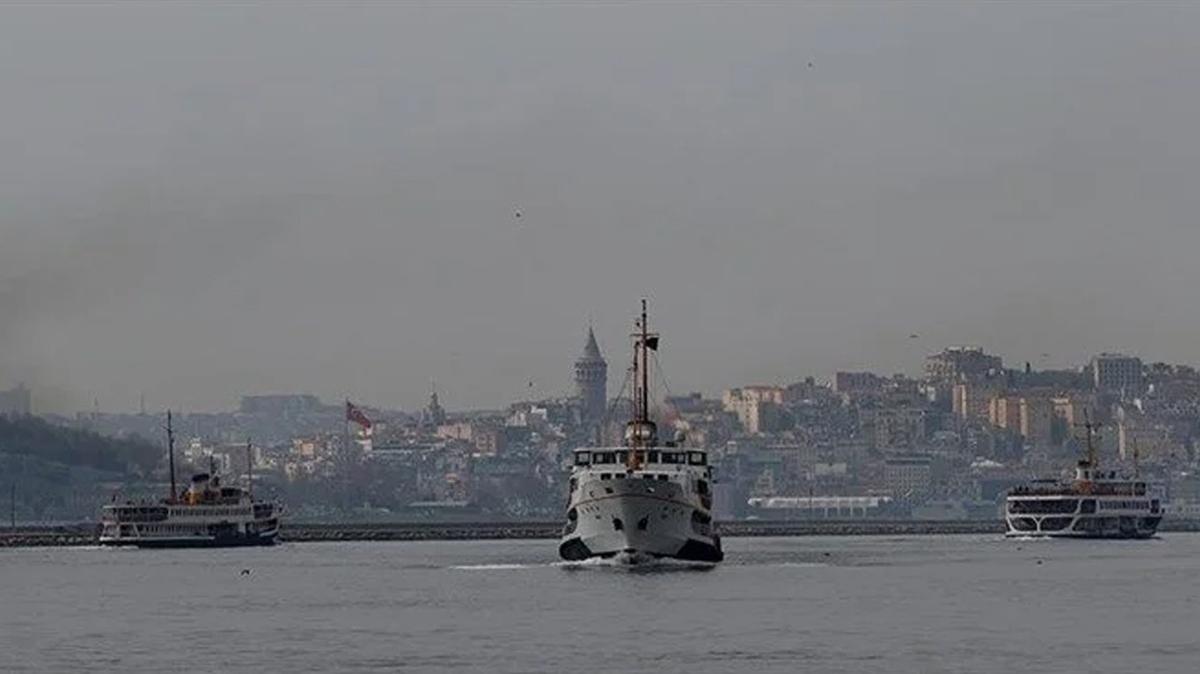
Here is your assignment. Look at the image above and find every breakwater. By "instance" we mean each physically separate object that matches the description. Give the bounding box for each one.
[0,525,99,548]
[6,518,1200,547]
[277,519,1010,542]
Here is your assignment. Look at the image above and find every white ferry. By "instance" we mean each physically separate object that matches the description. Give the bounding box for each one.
[1006,421,1161,539]
[559,301,723,563]
[100,413,281,548]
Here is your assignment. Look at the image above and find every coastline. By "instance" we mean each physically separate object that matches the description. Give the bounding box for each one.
[4,518,1200,547]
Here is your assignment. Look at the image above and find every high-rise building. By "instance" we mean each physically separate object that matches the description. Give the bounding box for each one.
[1018,396,1054,447]
[952,378,1003,422]
[723,386,788,435]
[989,392,1055,447]
[834,371,885,394]
[926,346,1003,409]
[925,346,1003,385]
[989,395,1022,431]
[883,454,933,501]
[574,326,607,423]
[1091,353,1144,396]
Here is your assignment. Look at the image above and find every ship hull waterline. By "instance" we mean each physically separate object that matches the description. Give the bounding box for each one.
[99,530,278,549]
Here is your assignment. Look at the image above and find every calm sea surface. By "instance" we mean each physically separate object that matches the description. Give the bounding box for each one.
[2,534,1199,673]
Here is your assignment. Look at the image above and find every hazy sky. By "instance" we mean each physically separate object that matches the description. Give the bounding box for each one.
[2,2,1199,413]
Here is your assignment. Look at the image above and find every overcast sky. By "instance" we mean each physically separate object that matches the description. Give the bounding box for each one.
[2,2,1199,413]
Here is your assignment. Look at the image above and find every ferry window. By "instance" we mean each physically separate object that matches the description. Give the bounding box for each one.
[697,480,709,495]
[574,453,591,466]
[616,451,629,464]
[649,451,660,463]
[600,473,611,480]
[658,475,669,481]
[688,451,706,466]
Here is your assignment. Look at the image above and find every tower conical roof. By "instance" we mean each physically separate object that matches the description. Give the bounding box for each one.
[582,326,603,361]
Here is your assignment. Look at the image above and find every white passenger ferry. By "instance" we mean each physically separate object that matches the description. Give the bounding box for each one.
[1006,421,1161,539]
[100,413,281,548]
[559,301,723,563]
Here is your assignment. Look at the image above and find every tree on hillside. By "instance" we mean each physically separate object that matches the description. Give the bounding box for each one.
[0,415,160,475]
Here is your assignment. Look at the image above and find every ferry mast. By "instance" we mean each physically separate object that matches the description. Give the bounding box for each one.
[1074,411,1101,483]
[166,410,177,503]
[627,299,658,460]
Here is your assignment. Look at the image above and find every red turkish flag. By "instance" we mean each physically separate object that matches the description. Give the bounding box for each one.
[346,401,372,429]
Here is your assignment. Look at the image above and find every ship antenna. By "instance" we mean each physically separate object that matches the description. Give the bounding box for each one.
[625,298,658,468]
[246,438,254,499]
[1086,414,1098,470]
[640,298,649,426]
[1074,409,1099,468]
[630,312,639,434]
[166,410,177,503]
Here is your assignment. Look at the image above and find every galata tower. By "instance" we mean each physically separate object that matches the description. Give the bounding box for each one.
[574,326,608,423]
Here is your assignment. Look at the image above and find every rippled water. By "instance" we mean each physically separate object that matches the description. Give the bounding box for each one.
[3,534,1199,673]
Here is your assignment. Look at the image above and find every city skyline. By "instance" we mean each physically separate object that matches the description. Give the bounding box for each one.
[5,336,1164,417]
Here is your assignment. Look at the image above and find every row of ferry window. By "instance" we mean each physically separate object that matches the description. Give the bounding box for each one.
[139,525,206,534]
[169,507,250,517]
[1099,500,1151,511]
[593,473,710,495]
[1009,499,1158,514]
[575,450,706,466]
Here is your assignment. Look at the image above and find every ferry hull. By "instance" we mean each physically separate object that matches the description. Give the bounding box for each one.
[100,530,278,548]
[1005,514,1160,539]
[559,479,722,563]
[558,534,723,563]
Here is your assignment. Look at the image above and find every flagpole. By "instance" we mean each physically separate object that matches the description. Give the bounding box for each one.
[344,399,352,459]
[343,399,351,512]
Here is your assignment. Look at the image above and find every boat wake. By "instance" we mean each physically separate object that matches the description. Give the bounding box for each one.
[447,563,538,571]
[445,557,715,572]
[556,555,717,573]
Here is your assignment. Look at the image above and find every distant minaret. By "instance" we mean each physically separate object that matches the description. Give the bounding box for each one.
[574,326,608,423]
